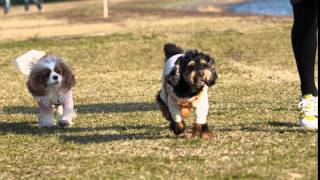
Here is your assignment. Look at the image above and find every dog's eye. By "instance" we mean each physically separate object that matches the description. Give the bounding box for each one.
[200,60,207,66]
[54,66,62,74]
[55,68,62,74]
[187,61,196,67]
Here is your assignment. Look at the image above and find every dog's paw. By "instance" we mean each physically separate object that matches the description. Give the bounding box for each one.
[39,120,56,128]
[192,123,213,140]
[170,121,186,135]
[57,120,73,128]
[201,131,213,140]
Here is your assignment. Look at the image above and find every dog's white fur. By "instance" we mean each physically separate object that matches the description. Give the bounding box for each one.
[160,54,209,125]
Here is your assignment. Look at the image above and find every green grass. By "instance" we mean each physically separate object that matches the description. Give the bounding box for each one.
[0,14,318,179]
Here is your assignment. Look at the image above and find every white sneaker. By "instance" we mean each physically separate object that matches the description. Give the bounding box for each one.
[298,94,318,129]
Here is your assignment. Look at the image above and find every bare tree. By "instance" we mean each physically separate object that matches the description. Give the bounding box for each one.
[103,0,108,18]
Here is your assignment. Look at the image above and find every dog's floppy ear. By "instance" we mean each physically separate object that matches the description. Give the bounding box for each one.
[205,55,218,87]
[205,53,216,67]
[58,61,76,91]
[27,69,50,97]
[165,57,182,87]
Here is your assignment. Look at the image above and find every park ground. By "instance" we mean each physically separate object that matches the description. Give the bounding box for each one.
[0,0,318,179]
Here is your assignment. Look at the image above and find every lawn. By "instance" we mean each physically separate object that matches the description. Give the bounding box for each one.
[0,1,318,179]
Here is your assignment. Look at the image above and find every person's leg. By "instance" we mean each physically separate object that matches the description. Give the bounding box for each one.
[292,0,318,129]
[3,0,10,14]
[292,0,318,97]
[24,0,30,12]
[33,0,43,12]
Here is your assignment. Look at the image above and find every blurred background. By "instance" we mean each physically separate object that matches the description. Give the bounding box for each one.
[2,0,293,16]
[0,0,293,42]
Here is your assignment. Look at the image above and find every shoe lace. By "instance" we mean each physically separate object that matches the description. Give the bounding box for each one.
[298,97,318,117]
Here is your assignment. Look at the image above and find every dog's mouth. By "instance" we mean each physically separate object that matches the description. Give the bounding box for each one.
[196,80,205,88]
[48,81,61,86]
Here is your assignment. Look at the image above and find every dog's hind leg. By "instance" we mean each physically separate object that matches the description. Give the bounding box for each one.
[156,92,186,135]
[167,96,186,135]
[156,92,172,121]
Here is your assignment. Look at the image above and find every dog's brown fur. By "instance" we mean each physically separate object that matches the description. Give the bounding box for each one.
[27,58,75,97]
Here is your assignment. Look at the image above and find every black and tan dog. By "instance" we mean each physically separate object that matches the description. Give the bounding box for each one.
[157,43,218,140]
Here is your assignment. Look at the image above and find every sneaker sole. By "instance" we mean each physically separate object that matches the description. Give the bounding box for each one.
[300,119,318,129]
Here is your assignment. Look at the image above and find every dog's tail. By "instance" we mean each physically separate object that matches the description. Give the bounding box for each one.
[13,50,46,76]
[164,43,183,60]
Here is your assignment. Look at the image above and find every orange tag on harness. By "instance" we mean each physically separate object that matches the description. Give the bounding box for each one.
[174,89,204,119]
[181,103,192,118]
[181,108,191,118]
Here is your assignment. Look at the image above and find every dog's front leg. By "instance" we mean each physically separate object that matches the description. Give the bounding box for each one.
[58,90,75,128]
[39,104,55,128]
[193,89,212,140]
[167,97,186,135]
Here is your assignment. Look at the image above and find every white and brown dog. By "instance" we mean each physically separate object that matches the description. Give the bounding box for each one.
[157,43,218,140]
[14,50,76,128]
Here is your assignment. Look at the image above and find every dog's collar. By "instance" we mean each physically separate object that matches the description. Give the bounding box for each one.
[164,83,205,118]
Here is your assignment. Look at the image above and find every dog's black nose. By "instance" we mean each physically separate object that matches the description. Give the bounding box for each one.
[199,72,205,77]
[53,75,58,80]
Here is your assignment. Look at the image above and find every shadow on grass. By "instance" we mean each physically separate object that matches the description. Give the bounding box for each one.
[267,121,300,128]
[3,102,158,114]
[59,120,316,144]
[1,120,314,143]
[213,121,315,134]
[60,133,171,144]
[0,121,169,143]
[0,121,164,135]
